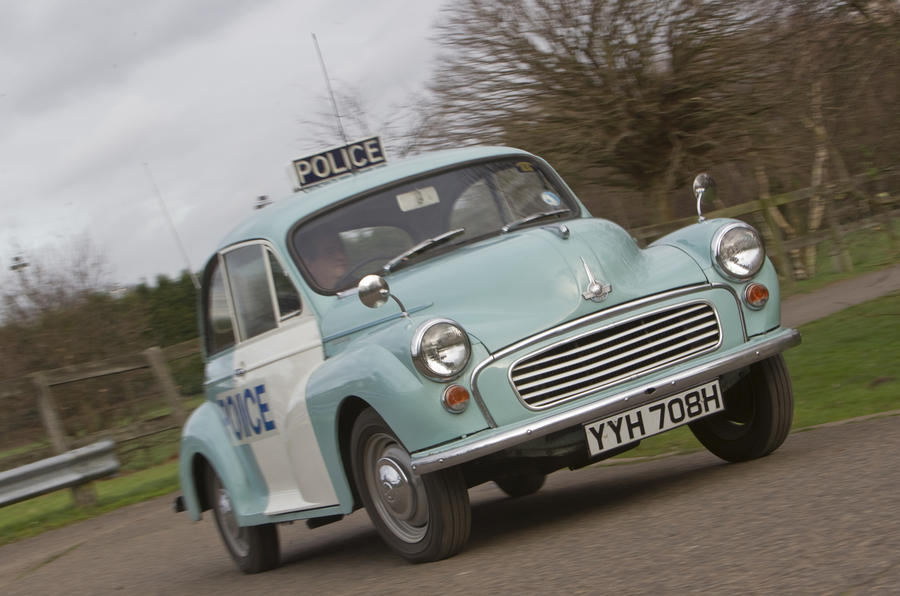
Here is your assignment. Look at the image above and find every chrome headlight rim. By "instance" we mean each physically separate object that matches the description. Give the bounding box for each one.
[410,319,472,381]
[711,222,766,281]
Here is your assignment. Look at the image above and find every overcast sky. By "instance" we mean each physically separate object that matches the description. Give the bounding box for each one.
[0,0,445,288]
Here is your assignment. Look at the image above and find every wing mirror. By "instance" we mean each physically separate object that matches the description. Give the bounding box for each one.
[358,274,408,317]
[693,173,717,222]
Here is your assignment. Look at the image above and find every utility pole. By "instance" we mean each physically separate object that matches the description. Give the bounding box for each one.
[143,163,200,290]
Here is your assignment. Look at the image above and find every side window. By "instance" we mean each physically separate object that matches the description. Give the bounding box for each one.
[224,245,277,340]
[205,260,235,355]
[266,249,302,319]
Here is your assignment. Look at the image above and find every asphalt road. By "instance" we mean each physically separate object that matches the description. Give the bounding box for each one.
[2,413,898,595]
[780,263,900,327]
[2,266,897,595]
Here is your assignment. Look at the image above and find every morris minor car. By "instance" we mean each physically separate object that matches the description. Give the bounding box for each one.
[175,146,800,572]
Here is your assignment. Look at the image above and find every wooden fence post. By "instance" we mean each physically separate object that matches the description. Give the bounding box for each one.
[31,372,69,454]
[825,192,853,274]
[143,347,186,426]
[31,372,97,507]
[758,195,794,292]
[875,192,898,257]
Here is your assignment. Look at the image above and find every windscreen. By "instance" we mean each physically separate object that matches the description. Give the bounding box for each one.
[292,157,576,293]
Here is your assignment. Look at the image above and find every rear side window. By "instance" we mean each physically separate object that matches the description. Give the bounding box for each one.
[205,261,236,355]
[224,245,278,340]
[203,243,306,355]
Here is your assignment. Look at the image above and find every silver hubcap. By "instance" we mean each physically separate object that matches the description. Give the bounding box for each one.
[364,433,428,543]
[215,483,249,557]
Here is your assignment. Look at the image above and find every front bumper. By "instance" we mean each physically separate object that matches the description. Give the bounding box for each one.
[410,327,800,474]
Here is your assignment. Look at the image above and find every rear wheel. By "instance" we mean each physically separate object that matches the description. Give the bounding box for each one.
[351,408,470,562]
[207,468,280,573]
[689,354,794,462]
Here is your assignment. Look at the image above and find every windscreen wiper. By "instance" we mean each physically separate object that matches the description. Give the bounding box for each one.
[501,208,571,233]
[383,228,466,274]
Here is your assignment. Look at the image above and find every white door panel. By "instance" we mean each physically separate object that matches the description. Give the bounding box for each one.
[236,313,338,514]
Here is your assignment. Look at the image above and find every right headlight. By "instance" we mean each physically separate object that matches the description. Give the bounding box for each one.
[712,223,765,280]
[411,319,471,381]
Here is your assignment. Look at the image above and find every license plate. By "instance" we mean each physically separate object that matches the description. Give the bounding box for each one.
[584,380,723,457]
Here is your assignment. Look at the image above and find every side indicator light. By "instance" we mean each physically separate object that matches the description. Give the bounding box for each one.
[442,385,470,414]
[744,282,770,309]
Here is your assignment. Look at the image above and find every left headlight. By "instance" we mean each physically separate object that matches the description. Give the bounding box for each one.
[712,223,765,280]
[411,319,471,381]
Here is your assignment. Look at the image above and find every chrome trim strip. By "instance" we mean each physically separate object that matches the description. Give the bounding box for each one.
[467,284,712,427]
[321,303,432,343]
[412,327,800,474]
[509,300,722,409]
[514,323,718,390]
[517,329,721,406]
[513,304,713,376]
[500,286,712,358]
[710,282,748,340]
[469,355,499,427]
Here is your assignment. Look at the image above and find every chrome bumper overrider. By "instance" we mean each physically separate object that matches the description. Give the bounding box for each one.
[409,327,800,475]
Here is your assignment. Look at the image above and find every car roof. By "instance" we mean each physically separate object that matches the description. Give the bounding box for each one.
[214,145,534,252]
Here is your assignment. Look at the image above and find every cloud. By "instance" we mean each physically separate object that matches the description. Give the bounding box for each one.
[0,0,263,117]
[0,0,443,286]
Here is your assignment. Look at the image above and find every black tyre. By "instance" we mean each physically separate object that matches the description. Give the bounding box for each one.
[207,467,280,574]
[689,354,794,462]
[494,471,546,498]
[350,408,471,563]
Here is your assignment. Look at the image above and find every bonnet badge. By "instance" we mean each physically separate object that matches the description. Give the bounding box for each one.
[580,258,612,302]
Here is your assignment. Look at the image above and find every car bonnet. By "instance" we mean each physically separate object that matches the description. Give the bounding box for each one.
[317,218,709,355]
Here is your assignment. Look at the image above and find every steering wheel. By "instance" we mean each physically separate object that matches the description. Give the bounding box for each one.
[334,256,392,291]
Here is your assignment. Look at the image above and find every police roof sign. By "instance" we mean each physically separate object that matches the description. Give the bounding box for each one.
[292,136,386,188]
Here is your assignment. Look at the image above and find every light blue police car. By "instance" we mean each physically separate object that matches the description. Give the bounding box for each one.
[175,144,800,573]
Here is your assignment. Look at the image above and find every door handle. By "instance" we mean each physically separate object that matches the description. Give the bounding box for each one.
[234,367,247,377]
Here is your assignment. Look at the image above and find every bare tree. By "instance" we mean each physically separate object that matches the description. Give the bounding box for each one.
[3,235,110,321]
[745,0,900,276]
[415,0,789,222]
[410,0,898,234]
[0,236,145,377]
[296,85,425,160]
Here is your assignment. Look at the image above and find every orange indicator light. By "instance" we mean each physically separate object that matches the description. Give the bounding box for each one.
[744,283,769,308]
[442,385,470,413]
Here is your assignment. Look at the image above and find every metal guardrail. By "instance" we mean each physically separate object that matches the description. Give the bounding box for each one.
[0,440,120,508]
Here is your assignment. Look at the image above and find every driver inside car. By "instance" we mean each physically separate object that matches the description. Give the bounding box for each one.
[305,231,348,290]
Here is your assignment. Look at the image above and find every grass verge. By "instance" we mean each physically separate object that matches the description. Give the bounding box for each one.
[1,293,898,546]
[781,219,899,297]
[605,291,900,462]
[0,461,180,546]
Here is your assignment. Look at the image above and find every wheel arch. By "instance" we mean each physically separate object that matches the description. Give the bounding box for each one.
[178,401,270,522]
[191,453,213,512]
[336,395,371,509]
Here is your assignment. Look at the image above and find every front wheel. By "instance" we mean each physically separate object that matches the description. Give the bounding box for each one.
[689,354,794,462]
[350,408,471,563]
[207,467,280,573]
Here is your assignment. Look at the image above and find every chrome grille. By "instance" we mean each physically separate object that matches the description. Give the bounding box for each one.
[510,301,721,409]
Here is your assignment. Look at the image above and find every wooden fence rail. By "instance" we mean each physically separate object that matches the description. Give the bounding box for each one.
[1,339,202,470]
[630,168,899,288]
